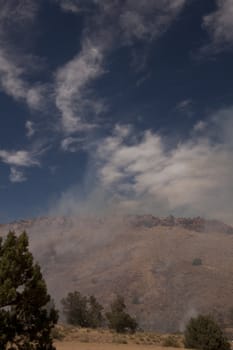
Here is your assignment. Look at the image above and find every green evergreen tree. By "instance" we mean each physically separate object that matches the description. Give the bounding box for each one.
[105,295,137,333]
[184,314,230,350]
[0,231,58,349]
[61,291,89,327]
[61,292,103,328]
[87,295,103,328]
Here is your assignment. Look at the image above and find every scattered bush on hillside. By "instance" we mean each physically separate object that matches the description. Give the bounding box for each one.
[61,291,103,328]
[192,258,202,266]
[184,314,230,350]
[132,295,140,305]
[0,231,58,349]
[106,295,137,333]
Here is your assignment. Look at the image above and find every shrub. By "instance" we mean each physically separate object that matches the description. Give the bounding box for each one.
[184,314,230,350]
[163,335,180,347]
[51,327,65,340]
[192,258,202,266]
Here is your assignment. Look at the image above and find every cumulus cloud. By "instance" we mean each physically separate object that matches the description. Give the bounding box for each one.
[203,0,233,52]
[90,107,233,223]
[55,0,187,134]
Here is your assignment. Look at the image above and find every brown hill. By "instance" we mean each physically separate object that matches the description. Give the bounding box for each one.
[1,215,233,332]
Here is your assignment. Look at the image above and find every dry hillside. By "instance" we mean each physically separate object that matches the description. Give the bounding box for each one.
[1,215,233,332]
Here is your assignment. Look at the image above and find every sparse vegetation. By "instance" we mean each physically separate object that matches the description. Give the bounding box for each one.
[52,326,65,340]
[106,295,138,333]
[184,314,230,350]
[192,258,202,266]
[162,335,180,347]
[0,231,58,349]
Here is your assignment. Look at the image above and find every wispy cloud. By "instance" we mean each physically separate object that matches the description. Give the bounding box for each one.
[55,44,104,133]
[202,0,233,53]
[25,120,36,138]
[61,136,85,152]
[9,167,27,183]
[0,51,45,109]
[175,99,193,112]
[0,150,39,167]
[0,1,45,109]
[55,0,187,134]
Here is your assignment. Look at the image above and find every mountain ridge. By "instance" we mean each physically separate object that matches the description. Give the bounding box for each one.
[0,215,233,332]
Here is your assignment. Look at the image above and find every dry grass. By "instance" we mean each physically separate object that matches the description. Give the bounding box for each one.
[53,325,184,349]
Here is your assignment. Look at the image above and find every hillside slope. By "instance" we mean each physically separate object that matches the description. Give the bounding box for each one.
[1,215,233,331]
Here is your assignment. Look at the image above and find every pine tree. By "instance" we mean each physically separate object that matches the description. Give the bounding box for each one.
[87,295,103,328]
[61,291,89,327]
[0,231,58,349]
[106,295,137,333]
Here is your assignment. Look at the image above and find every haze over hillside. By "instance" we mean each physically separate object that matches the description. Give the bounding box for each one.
[1,215,233,332]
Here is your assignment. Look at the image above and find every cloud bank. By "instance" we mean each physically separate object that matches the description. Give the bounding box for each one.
[52,107,233,224]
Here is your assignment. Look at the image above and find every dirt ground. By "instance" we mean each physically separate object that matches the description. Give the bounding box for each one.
[55,341,184,350]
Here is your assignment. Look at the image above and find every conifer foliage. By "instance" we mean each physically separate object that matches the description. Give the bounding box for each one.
[0,231,58,349]
[61,291,103,328]
[105,295,137,333]
[184,314,230,350]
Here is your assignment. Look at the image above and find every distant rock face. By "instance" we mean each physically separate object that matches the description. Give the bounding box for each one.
[129,215,233,234]
[0,215,233,332]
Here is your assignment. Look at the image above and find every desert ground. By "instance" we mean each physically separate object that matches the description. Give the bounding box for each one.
[55,342,184,350]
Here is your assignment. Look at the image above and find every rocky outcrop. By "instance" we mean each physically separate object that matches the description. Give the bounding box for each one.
[130,215,233,234]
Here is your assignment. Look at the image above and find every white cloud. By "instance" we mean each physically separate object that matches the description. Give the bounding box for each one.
[0,1,45,109]
[0,47,44,110]
[55,43,104,133]
[0,150,39,167]
[9,167,27,183]
[93,107,233,223]
[61,136,85,152]
[203,0,233,52]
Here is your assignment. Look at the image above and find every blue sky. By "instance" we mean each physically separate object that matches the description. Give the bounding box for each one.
[0,0,233,223]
